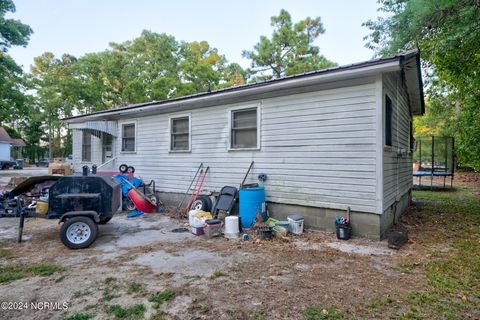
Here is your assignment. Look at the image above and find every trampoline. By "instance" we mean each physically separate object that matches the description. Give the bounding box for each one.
[412,136,455,189]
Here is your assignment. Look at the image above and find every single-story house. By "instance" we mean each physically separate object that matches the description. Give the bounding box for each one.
[0,127,26,163]
[63,50,425,239]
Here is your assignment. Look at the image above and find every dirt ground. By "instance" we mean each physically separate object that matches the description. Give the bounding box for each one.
[0,171,477,320]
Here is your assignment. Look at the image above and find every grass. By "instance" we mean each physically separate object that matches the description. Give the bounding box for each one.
[349,186,480,319]
[106,304,145,319]
[0,248,13,259]
[191,299,211,313]
[102,276,121,301]
[64,313,92,320]
[103,288,120,301]
[149,290,174,309]
[127,282,146,295]
[0,264,65,283]
[303,306,345,320]
[210,270,225,279]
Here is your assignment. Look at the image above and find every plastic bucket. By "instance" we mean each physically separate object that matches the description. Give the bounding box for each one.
[336,224,352,240]
[287,215,304,235]
[224,216,240,238]
[239,186,266,228]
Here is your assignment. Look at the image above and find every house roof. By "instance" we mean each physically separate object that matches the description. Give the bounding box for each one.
[0,127,26,146]
[64,50,425,122]
[11,139,26,147]
[0,127,12,143]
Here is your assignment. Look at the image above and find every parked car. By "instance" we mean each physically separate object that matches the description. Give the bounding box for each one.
[0,160,17,170]
[36,159,52,167]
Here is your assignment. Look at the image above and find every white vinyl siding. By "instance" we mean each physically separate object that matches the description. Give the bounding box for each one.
[108,77,379,213]
[382,72,413,210]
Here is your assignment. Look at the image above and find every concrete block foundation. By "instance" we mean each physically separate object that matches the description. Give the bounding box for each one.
[157,191,411,240]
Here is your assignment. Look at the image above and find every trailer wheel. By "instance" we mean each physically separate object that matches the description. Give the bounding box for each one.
[60,216,98,249]
[190,196,212,212]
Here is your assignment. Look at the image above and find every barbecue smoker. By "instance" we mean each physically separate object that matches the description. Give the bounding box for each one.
[16,175,121,249]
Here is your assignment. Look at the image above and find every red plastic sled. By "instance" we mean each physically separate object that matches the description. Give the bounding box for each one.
[128,188,156,213]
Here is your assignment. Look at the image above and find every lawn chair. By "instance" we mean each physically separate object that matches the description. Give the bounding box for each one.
[212,186,237,219]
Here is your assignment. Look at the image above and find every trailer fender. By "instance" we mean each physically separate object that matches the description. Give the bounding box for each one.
[59,211,100,224]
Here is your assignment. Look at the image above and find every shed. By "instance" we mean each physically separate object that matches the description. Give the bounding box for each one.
[63,50,425,238]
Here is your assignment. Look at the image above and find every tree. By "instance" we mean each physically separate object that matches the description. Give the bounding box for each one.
[243,9,336,80]
[0,0,32,127]
[30,52,77,157]
[364,0,480,169]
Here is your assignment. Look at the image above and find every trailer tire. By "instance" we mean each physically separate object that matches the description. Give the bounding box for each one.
[60,216,98,249]
[190,196,212,212]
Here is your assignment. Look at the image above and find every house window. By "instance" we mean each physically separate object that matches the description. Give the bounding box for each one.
[122,123,135,152]
[409,120,415,150]
[170,116,190,151]
[385,95,393,147]
[231,107,258,149]
[82,131,92,162]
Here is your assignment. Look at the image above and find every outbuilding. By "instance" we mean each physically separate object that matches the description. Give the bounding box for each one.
[63,50,425,239]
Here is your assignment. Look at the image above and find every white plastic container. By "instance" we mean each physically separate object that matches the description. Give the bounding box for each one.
[224,216,240,238]
[189,210,200,227]
[287,215,304,235]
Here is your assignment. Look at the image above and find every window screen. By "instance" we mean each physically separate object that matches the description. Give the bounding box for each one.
[170,117,190,151]
[385,95,393,147]
[82,130,92,162]
[122,123,135,152]
[231,108,257,149]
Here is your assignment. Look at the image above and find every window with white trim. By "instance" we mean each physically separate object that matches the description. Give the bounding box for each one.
[122,123,135,152]
[82,130,92,162]
[170,116,190,151]
[231,107,258,149]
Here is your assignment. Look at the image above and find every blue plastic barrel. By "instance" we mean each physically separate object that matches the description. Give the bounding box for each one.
[239,186,266,228]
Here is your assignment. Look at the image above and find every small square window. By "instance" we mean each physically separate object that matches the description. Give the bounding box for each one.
[170,116,190,151]
[82,131,92,162]
[231,108,258,149]
[122,123,135,152]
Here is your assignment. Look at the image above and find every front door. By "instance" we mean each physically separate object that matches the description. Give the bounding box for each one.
[102,133,113,163]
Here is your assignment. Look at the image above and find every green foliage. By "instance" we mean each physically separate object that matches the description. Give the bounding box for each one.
[0,0,33,138]
[349,186,480,318]
[64,313,91,320]
[106,304,145,319]
[126,282,145,295]
[364,0,480,169]
[210,270,225,279]
[149,290,174,309]
[243,9,336,80]
[303,305,345,320]
[0,0,32,51]
[0,264,65,283]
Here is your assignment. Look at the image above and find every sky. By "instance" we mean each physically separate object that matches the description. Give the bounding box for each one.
[7,0,384,72]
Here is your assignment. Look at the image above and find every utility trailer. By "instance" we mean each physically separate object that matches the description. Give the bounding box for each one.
[6,174,122,249]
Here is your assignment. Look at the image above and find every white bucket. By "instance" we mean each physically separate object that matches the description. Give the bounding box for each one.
[287,215,304,235]
[189,210,200,227]
[224,216,240,238]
